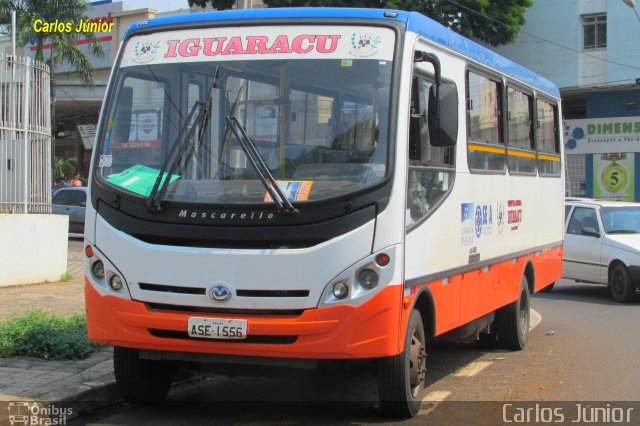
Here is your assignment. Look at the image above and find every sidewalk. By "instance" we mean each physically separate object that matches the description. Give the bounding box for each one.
[0,243,118,423]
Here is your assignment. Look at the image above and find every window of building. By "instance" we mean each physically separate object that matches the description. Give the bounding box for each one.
[507,87,535,174]
[467,71,504,172]
[583,14,606,49]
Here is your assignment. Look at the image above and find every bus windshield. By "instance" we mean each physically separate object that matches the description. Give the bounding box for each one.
[96,25,395,206]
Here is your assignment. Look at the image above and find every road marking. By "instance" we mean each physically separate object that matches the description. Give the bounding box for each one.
[422,390,451,402]
[454,360,492,377]
[530,308,542,331]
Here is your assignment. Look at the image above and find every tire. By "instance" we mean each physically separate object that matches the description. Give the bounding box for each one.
[377,309,427,418]
[540,282,555,293]
[496,275,530,351]
[114,347,176,402]
[609,263,636,303]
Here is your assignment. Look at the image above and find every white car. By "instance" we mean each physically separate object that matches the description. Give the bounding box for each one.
[562,198,640,302]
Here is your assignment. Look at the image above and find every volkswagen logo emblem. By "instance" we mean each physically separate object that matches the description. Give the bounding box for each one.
[208,283,233,303]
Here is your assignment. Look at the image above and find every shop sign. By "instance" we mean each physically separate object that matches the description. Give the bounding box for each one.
[564,116,640,154]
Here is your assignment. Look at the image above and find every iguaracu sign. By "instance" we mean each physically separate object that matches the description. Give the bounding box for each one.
[120,26,396,67]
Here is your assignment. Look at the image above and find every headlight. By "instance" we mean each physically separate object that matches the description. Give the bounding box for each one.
[358,269,379,289]
[110,275,124,291]
[320,246,397,307]
[91,261,105,280]
[332,281,349,299]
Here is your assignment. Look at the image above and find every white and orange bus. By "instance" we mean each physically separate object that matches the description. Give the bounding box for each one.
[85,7,563,417]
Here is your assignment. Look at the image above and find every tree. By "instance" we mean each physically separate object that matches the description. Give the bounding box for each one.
[188,0,236,10]
[0,0,104,85]
[262,0,532,47]
[53,156,78,182]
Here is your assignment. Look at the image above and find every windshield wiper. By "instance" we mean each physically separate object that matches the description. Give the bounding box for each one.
[147,67,220,212]
[224,116,300,216]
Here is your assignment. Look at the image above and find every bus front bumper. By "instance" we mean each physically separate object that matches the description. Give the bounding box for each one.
[85,278,403,359]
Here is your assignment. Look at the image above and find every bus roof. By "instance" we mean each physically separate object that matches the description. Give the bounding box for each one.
[125,7,560,98]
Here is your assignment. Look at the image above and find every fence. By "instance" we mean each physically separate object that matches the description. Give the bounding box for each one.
[0,54,52,214]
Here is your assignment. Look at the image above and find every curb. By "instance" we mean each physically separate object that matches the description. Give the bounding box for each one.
[38,373,120,422]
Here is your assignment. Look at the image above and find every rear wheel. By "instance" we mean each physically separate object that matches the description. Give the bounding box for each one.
[114,347,176,402]
[496,276,530,350]
[377,309,427,418]
[609,263,636,303]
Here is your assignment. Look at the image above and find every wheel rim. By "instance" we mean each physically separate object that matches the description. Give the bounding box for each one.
[519,289,529,337]
[408,328,427,397]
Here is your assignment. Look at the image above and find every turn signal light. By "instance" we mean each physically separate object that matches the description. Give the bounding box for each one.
[375,253,390,266]
[85,245,93,258]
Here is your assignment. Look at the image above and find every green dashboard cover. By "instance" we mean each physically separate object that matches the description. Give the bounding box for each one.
[106,165,180,197]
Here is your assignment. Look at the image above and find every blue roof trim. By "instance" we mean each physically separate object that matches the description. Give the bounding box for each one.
[123,7,559,98]
[123,7,410,40]
[405,12,560,97]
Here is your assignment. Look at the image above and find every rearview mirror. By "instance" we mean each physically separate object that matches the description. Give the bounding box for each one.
[581,227,601,238]
[428,82,458,147]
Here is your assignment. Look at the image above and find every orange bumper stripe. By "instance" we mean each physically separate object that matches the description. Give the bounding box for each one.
[85,278,403,359]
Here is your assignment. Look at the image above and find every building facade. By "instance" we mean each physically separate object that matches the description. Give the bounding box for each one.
[491,0,640,201]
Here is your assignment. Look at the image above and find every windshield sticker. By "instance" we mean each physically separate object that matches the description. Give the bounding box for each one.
[106,164,180,197]
[264,180,314,203]
[132,40,161,64]
[349,32,381,57]
[99,154,113,168]
[120,26,394,67]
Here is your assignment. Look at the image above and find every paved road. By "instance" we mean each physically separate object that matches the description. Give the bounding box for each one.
[72,279,640,425]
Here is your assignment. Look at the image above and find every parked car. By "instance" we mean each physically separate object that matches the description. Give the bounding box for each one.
[562,198,640,302]
[52,187,87,236]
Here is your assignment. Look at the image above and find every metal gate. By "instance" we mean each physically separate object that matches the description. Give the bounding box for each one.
[0,54,52,214]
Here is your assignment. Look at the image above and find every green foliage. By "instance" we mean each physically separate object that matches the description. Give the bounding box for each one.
[59,271,73,282]
[53,156,78,182]
[188,0,236,9]
[0,310,101,360]
[262,0,533,47]
[0,0,104,85]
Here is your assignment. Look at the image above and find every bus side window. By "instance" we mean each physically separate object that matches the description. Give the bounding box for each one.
[406,74,456,228]
[467,71,505,173]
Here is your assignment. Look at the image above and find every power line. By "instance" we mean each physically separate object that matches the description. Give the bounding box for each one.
[445,0,640,71]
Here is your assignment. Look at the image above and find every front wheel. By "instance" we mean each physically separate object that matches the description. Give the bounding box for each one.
[609,263,636,303]
[495,275,530,350]
[377,309,427,418]
[114,347,177,402]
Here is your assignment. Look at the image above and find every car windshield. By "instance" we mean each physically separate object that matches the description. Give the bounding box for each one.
[95,25,395,206]
[600,207,640,234]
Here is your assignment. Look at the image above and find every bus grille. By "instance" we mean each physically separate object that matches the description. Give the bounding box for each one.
[148,329,298,344]
[139,284,309,298]
[145,302,304,317]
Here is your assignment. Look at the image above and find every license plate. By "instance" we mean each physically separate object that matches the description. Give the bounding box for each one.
[188,317,248,340]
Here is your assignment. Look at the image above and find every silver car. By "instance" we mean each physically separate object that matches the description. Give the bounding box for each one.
[52,187,87,236]
[563,198,640,303]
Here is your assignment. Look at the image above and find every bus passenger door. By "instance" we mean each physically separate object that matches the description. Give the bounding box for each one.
[405,69,459,334]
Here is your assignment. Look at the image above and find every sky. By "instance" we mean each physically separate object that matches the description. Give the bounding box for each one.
[117,0,191,12]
